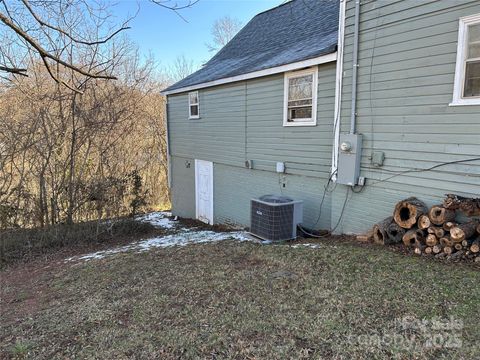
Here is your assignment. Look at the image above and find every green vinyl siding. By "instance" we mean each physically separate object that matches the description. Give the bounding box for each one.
[335,0,480,234]
[167,62,336,179]
[170,156,196,220]
[168,154,333,230]
[167,83,246,167]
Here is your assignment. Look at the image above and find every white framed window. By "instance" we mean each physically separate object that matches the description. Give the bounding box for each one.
[189,91,200,118]
[451,13,480,106]
[283,67,318,126]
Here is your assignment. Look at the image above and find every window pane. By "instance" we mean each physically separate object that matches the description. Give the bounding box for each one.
[288,99,312,107]
[469,43,480,59]
[189,92,198,104]
[468,24,480,59]
[469,23,480,42]
[464,60,480,97]
[288,75,313,101]
[288,106,312,121]
[190,105,199,116]
[289,75,312,87]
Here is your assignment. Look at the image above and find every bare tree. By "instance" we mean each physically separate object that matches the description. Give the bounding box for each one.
[168,55,198,82]
[0,0,198,91]
[206,16,243,53]
[0,37,170,228]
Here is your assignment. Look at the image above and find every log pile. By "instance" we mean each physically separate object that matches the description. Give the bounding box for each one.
[367,196,480,263]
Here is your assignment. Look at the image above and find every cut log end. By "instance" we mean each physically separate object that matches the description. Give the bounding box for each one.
[443,221,457,231]
[440,236,453,247]
[470,239,480,253]
[428,205,456,226]
[417,215,431,230]
[373,216,405,245]
[426,234,438,247]
[394,197,428,229]
[386,222,406,244]
[373,217,393,245]
[450,222,478,242]
[432,244,442,254]
[434,227,445,239]
[414,241,426,255]
[402,229,425,247]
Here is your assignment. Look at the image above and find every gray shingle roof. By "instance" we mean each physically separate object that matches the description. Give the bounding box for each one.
[164,0,339,93]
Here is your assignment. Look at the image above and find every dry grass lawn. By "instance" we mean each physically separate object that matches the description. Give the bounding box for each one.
[1,238,479,359]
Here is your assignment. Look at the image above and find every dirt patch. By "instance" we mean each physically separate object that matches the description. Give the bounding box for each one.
[0,256,67,326]
[175,216,240,233]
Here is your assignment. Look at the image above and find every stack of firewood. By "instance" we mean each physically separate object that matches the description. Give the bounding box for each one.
[368,195,480,262]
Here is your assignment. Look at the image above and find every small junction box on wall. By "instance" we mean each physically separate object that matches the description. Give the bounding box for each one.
[337,133,363,186]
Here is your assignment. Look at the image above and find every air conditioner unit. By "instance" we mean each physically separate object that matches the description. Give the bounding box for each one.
[250,195,303,241]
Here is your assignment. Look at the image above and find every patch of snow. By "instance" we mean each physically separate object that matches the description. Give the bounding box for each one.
[65,227,253,262]
[136,211,176,229]
[290,243,321,249]
[135,230,251,252]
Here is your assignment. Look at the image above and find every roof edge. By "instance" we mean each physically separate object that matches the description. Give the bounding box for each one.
[162,52,337,96]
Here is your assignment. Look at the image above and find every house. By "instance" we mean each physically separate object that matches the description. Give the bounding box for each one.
[162,0,480,234]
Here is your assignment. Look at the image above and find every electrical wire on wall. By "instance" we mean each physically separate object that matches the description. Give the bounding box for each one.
[297,169,342,238]
[310,169,337,228]
[298,155,480,239]
[297,185,350,238]
[331,187,351,233]
[365,157,480,187]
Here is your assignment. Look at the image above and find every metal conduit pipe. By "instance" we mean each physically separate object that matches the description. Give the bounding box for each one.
[350,0,361,134]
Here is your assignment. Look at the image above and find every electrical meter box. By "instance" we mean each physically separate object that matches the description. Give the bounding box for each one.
[337,133,363,186]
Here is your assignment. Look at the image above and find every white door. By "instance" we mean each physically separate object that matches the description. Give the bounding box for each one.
[195,160,213,224]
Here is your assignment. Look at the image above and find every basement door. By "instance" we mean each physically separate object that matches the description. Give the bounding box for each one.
[195,160,214,224]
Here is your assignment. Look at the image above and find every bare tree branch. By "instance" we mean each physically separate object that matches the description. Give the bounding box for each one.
[150,0,199,22]
[150,0,200,11]
[0,65,28,76]
[21,0,131,46]
[168,54,198,82]
[0,0,199,91]
[206,16,242,53]
[0,11,116,82]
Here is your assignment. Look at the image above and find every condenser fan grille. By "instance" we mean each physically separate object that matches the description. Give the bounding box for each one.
[250,195,303,241]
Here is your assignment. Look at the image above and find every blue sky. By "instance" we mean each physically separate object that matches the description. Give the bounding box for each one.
[114,0,283,69]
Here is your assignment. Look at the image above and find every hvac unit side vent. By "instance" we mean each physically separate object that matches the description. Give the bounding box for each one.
[250,195,303,241]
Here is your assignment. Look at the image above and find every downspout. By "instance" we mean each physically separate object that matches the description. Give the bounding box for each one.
[332,0,346,177]
[350,0,361,134]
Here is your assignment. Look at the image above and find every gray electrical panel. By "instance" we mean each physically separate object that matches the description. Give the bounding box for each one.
[337,133,363,186]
